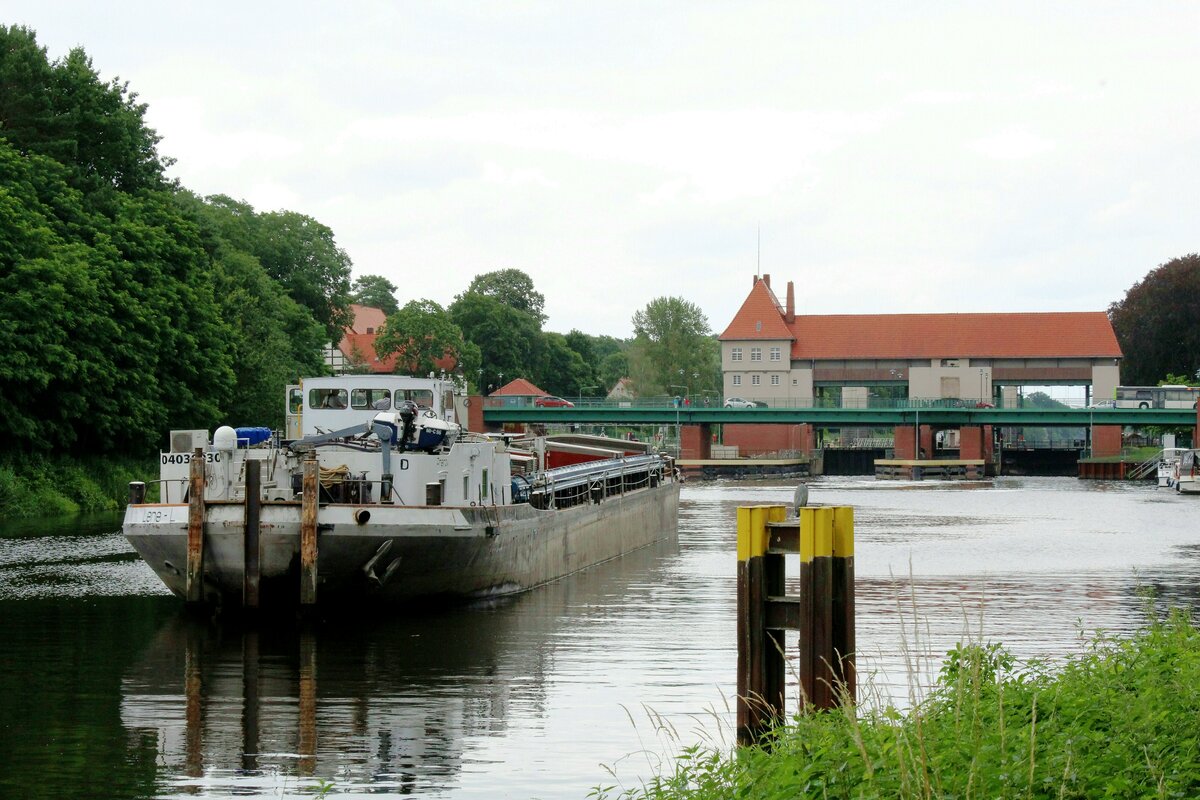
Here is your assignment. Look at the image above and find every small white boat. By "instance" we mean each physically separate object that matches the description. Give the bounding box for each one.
[1171,449,1200,494]
[1158,447,1188,488]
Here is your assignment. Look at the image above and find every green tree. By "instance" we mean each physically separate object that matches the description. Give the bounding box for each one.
[0,26,168,205]
[0,139,236,451]
[449,291,541,391]
[462,268,547,323]
[252,211,353,341]
[177,191,330,426]
[0,26,58,159]
[351,274,400,315]
[50,47,168,200]
[0,30,355,455]
[533,332,592,397]
[376,299,479,377]
[599,350,629,393]
[629,297,720,396]
[1109,254,1200,386]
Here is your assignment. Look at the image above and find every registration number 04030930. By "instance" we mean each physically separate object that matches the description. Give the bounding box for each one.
[160,452,222,465]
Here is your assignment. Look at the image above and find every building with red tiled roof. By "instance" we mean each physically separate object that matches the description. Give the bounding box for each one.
[719,274,1123,406]
[491,378,547,397]
[488,378,549,409]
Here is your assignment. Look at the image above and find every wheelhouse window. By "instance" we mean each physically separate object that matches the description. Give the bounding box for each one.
[288,387,303,415]
[399,389,435,409]
[352,388,391,410]
[309,388,348,409]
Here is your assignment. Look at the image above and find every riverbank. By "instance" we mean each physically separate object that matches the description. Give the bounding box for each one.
[0,454,154,519]
[596,610,1200,799]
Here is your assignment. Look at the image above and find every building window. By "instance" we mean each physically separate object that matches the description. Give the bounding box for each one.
[732,375,741,386]
[769,346,781,361]
[731,347,742,362]
[771,375,780,386]
[751,375,761,386]
[750,347,762,362]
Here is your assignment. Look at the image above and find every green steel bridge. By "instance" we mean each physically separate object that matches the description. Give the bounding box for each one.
[483,403,1198,428]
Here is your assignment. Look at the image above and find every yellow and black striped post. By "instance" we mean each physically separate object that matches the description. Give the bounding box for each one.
[831,506,856,706]
[736,505,787,744]
[737,503,855,745]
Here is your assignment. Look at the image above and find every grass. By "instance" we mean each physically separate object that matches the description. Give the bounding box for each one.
[0,453,157,519]
[594,609,1200,799]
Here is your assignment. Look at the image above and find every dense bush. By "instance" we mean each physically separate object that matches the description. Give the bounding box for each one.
[0,454,156,519]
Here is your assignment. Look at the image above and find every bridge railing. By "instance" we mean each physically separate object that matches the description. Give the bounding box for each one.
[484,395,1010,410]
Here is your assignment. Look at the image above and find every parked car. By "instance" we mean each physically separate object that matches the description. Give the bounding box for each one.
[724,397,756,408]
[974,401,996,408]
[534,395,574,408]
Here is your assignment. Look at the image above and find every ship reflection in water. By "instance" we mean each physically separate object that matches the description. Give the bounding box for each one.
[119,538,679,797]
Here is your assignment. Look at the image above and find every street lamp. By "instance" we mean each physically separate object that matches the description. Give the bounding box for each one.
[668,383,689,454]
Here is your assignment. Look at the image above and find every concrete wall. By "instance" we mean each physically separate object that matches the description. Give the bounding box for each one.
[792,366,814,406]
[1091,364,1120,402]
[722,339,792,403]
[841,386,869,408]
[908,361,992,402]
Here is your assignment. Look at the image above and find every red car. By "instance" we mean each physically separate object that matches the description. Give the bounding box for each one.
[534,395,574,408]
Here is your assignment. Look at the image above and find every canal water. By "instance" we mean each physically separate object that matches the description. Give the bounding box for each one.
[2,476,1198,799]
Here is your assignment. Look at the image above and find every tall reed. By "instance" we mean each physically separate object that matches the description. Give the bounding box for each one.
[594,609,1200,799]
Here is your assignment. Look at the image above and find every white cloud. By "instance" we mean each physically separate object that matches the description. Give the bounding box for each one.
[968,126,1056,161]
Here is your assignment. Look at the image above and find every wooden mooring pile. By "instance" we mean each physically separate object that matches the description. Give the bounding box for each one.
[178,449,322,608]
[736,504,855,745]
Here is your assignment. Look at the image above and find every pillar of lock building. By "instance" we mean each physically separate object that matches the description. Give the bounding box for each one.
[959,426,984,459]
[680,424,713,459]
[1091,425,1123,458]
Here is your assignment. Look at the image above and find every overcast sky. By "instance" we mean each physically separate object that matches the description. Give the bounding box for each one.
[10,2,1200,338]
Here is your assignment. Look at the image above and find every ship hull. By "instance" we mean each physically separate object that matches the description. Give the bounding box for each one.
[124,481,680,606]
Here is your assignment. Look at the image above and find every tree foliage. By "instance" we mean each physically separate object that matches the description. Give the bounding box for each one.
[351,274,400,315]
[462,268,547,323]
[0,25,168,204]
[250,211,353,341]
[450,289,542,392]
[628,296,720,396]
[376,299,479,378]
[0,28,347,451]
[532,332,591,397]
[1109,254,1200,386]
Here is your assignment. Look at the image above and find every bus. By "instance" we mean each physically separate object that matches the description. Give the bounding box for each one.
[1113,385,1200,409]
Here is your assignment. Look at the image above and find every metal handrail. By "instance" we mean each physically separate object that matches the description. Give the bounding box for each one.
[1128,450,1164,481]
